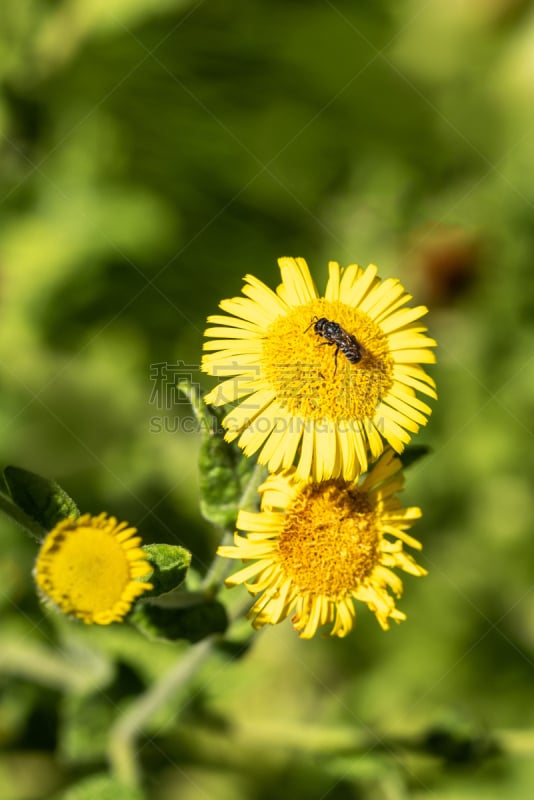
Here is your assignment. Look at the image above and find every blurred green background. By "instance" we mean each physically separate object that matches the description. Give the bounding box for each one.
[1,0,534,798]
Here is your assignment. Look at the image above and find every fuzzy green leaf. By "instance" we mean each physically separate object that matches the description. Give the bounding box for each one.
[199,406,258,528]
[3,466,79,530]
[130,596,228,643]
[140,544,191,598]
[178,381,258,528]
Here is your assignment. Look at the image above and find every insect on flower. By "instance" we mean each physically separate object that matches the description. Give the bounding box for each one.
[202,257,437,481]
[305,316,363,375]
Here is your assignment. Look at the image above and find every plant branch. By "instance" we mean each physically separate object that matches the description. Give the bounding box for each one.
[108,635,219,787]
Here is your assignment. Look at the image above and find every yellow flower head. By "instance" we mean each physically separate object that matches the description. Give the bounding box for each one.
[34,513,153,625]
[202,257,436,481]
[218,451,426,638]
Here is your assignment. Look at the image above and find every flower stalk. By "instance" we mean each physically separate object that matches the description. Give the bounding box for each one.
[108,635,219,787]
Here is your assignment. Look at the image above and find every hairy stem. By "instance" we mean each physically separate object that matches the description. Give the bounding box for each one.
[108,635,218,787]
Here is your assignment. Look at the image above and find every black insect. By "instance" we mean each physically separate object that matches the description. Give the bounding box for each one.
[305,317,363,375]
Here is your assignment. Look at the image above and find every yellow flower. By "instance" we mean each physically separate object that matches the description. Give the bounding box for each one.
[202,257,436,481]
[34,513,153,625]
[218,451,426,638]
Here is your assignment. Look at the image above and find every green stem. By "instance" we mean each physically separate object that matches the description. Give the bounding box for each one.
[199,529,235,595]
[0,633,108,693]
[108,635,218,787]
[0,491,46,541]
[200,461,267,596]
[176,379,209,427]
[108,595,251,788]
[237,461,268,513]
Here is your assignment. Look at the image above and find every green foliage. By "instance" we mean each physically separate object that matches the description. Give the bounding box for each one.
[3,465,79,530]
[198,404,260,528]
[0,0,533,798]
[422,715,499,765]
[130,595,228,643]
[140,543,191,598]
[179,380,259,528]
[59,693,118,766]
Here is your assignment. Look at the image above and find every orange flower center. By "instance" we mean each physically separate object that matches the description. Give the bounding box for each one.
[262,299,393,421]
[277,481,380,596]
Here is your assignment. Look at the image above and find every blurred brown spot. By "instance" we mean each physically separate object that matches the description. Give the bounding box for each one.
[408,225,481,308]
[472,0,531,26]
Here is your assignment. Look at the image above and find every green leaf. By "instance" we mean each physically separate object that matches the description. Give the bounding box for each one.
[140,544,191,598]
[59,694,116,765]
[51,774,145,800]
[178,381,259,528]
[130,596,228,643]
[400,445,431,469]
[3,466,79,530]
[199,407,258,527]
